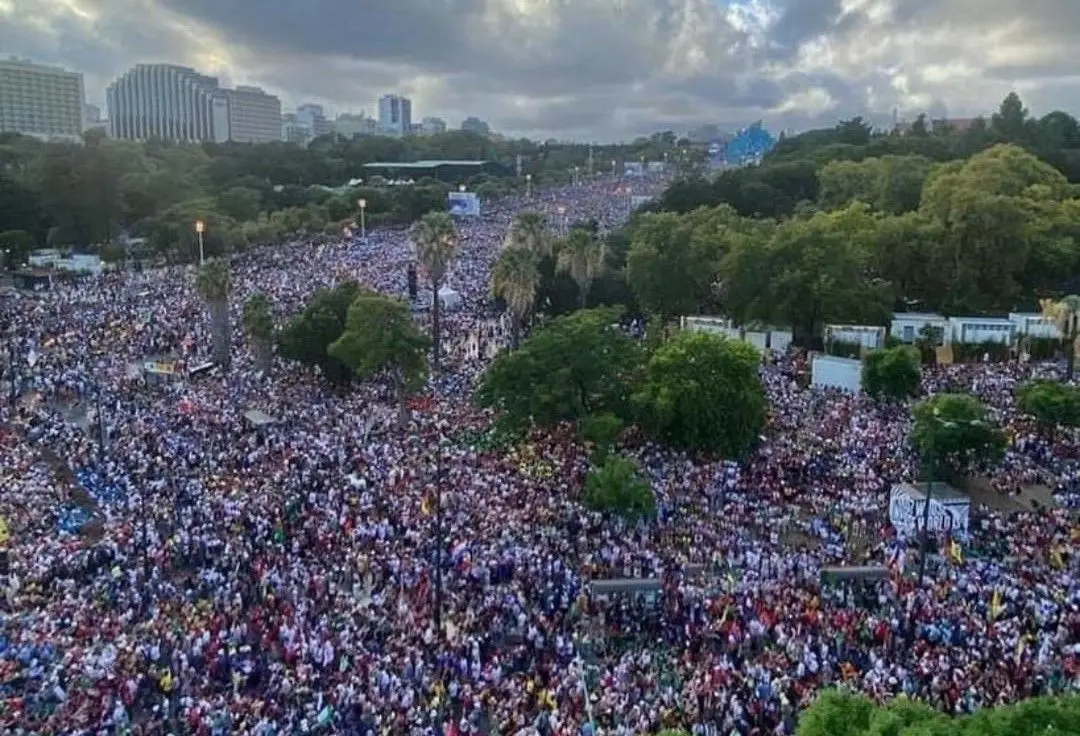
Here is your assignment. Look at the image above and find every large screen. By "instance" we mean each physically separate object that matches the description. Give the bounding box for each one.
[447,191,481,217]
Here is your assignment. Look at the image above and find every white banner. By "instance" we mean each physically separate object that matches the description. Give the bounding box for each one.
[889,485,970,537]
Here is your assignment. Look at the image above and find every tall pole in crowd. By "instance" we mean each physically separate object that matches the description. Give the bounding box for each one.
[525,174,532,199]
[357,199,367,240]
[433,435,445,635]
[194,220,206,266]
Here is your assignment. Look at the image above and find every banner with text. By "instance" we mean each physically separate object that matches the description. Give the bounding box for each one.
[447,191,481,217]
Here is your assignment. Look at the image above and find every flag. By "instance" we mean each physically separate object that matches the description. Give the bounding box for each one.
[887,546,906,574]
[421,495,432,516]
[949,540,963,565]
[989,589,1004,622]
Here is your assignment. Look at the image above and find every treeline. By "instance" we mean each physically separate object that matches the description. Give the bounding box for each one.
[597,94,1080,340]
[656,93,1080,218]
[0,128,687,265]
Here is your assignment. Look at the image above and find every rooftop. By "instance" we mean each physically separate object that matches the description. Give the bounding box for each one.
[362,160,491,169]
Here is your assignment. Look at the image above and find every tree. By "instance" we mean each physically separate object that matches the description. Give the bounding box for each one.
[583,456,655,521]
[578,412,623,463]
[504,211,552,257]
[491,246,540,345]
[1017,379,1080,429]
[626,212,714,327]
[475,307,644,429]
[911,394,1006,480]
[1040,295,1080,379]
[242,292,275,374]
[328,294,430,425]
[634,331,766,456]
[195,259,232,369]
[412,211,459,373]
[0,229,33,269]
[862,345,921,400]
[277,280,363,383]
[556,228,605,309]
[797,690,1080,736]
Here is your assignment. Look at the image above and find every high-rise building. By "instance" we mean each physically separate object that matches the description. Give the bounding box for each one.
[333,113,377,138]
[421,116,447,135]
[460,116,490,136]
[281,113,311,145]
[107,64,229,143]
[223,86,281,143]
[295,103,332,137]
[377,94,412,136]
[82,103,107,134]
[0,56,84,140]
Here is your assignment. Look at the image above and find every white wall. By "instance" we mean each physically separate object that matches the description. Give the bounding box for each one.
[744,331,768,351]
[770,330,793,353]
[811,355,862,392]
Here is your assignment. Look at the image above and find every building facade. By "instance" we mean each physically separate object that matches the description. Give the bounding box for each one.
[377,95,412,136]
[224,86,281,143]
[296,103,332,137]
[333,113,377,138]
[107,64,229,143]
[0,57,84,140]
[421,116,447,135]
[460,116,490,136]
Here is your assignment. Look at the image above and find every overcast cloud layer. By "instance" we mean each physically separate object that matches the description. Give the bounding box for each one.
[1,0,1077,140]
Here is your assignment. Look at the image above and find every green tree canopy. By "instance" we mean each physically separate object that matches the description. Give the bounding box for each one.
[277,280,364,383]
[1017,379,1080,428]
[911,393,1006,479]
[862,345,922,400]
[328,294,430,423]
[582,455,655,521]
[633,331,766,457]
[797,690,1080,736]
[475,307,644,429]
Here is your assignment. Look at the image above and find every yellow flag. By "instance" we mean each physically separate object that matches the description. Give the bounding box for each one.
[421,495,432,516]
[0,516,9,546]
[949,540,963,565]
[989,589,1004,622]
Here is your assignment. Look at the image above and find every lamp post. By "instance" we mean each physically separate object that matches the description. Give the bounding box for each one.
[525,173,532,199]
[194,220,205,266]
[611,159,617,178]
[432,431,446,637]
[573,165,580,186]
[356,199,367,240]
[458,184,466,193]
[907,414,985,651]
[557,205,567,235]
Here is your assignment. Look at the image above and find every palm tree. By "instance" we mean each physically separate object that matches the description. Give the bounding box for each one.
[412,211,459,373]
[1040,295,1080,379]
[242,291,275,374]
[556,228,606,310]
[492,247,540,347]
[196,259,232,369]
[505,211,552,257]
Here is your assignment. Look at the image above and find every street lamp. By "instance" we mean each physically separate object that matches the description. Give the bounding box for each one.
[194,220,205,265]
[573,165,580,186]
[356,199,367,240]
[525,173,532,199]
[458,184,466,193]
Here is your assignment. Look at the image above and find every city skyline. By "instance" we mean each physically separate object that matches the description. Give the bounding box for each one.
[2,0,1076,142]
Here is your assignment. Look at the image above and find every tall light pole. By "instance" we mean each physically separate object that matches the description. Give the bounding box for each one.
[557,205,567,235]
[356,199,367,240]
[611,159,617,178]
[525,173,532,199]
[573,165,580,186]
[194,220,205,265]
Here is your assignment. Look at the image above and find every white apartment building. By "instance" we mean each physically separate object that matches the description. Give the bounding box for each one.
[107,64,229,143]
[377,94,412,136]
[0,57,84,140]
[224,86,281,143]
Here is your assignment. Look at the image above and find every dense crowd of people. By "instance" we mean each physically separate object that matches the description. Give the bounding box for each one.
[0,175,1077,735]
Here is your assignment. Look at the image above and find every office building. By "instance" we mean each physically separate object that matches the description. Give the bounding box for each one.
[82,103,107,134]
[296,103,332,137]
[377,94,412,136]
[421,116,447,135]
[460,116,490,136]
[223,86,281,143]
[107,64,229,143]
[281,113,312,145]
[0,56,84,140]
[333,113,377,138]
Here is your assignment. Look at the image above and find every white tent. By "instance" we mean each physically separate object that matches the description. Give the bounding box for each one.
[438,287,462,311]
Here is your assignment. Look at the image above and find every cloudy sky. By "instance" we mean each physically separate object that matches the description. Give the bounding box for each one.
[1,0,1077,140]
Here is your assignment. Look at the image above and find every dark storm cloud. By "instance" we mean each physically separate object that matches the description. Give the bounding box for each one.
[2,0,1080,139]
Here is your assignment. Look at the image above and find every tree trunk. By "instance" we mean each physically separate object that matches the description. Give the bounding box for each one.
[394,370,410,429]
[1068,316,1076,381]
[255,338,272,375]
[211,299,231,369]
[579,281,589,311]
[431,278,442,374]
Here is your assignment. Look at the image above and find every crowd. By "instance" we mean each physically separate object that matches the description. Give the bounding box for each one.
[0,176,1076,735]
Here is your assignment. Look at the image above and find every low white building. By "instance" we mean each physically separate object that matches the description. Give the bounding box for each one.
[825,324,885,350]
[890,313,947,344]
[948,316,1014,345]
[1009,312,1061,340]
